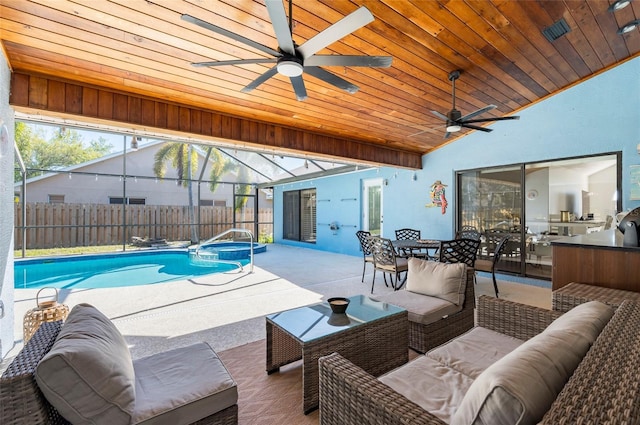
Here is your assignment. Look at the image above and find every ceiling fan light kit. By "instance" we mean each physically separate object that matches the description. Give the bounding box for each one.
[277,58,303,77]
[182,0,392,100]
[446,124,462,133]
[414,70,520,139]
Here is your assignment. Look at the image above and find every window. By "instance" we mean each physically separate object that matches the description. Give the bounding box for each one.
[214,200,227,207]
[200,199,214,207]
[283,189,316,243]
[109,197,146,205]
[48,194,65,204]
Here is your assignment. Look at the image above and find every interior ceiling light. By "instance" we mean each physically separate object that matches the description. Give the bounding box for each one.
[618,19,640,34]
[609,0,632,11]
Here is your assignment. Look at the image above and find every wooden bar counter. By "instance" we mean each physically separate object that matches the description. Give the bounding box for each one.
[551,229,640,291]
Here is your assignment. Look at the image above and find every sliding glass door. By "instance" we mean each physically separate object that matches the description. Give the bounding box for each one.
[457,153,620,280]
[458,165,525,276]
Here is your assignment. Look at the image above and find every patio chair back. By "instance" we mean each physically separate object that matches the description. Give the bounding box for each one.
[476,235,510,297]
[395,228,421,240]
[455,225,481,241]
[356,231,374,283]
[370,236,408,292]
[438,238,481,267]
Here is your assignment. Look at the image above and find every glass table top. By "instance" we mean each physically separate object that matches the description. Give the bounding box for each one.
[266,295,405,343]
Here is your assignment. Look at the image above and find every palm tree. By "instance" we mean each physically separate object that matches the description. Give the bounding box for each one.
[153,143,238,243]
[153,142,198,242]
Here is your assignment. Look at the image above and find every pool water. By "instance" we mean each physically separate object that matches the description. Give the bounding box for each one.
[14,250,249,289]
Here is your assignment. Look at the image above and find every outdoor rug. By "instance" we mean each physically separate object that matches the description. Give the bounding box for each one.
[218,339,420,424]
[218,339,318,425]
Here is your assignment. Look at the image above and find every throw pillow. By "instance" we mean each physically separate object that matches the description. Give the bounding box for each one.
[35,303,136,425]
[406,258,466,305]
[451,300,614,425]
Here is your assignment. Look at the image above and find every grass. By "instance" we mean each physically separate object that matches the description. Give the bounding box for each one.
[14,237,271,258]
[14,242,190,258]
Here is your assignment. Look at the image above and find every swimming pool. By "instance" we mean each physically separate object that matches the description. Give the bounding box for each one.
[14,250,251,289]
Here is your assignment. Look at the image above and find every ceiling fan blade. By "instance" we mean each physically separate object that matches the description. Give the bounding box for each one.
[241,66,279,92]
[443,131,452,139]
[297,6,374,59]
[304,67,359,93]
[463,115,520,124]
[431,111,449,121]
[289,75,308,101]
[304,55,392,67]
[191,58,277,67]
[409,126,442,137]
[182,14,281,58]
[265,0,296,55]
[460,123,493,132]
[459,105,496,121]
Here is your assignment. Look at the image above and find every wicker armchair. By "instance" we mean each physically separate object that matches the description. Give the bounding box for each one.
[374,265,475,353]
[0,321,238,425]
[319,298,640,425]
[407,266,475,353]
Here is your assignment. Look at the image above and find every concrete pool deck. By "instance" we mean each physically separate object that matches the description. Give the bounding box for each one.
[2,243,552,364]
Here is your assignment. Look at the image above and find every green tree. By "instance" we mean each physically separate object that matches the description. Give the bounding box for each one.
[14,123,112,180]
[153,143,235,243]
[234,166,252,211]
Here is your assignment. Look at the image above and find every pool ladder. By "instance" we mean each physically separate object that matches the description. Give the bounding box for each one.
[193,228,254,273]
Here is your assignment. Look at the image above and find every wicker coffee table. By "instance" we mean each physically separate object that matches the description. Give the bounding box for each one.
[266,295,408,414]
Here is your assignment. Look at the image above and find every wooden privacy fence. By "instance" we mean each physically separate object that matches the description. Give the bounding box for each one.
[14,203,273,249]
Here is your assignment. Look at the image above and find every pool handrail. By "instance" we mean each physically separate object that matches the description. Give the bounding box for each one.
[195,228,254,273]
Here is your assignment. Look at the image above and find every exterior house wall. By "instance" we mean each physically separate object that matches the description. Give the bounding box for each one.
[0,53,15,358]
[273,57,640,258]
[19,142,271,207]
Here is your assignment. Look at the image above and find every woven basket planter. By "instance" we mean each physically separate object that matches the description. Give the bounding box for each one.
[23,287,69,343]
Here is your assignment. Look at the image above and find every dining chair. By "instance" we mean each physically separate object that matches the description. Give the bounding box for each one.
[370,236,409,293]
[355,231,374,283]
[455,225,481,241]
[438,238,481,268]
[475,235,510,297]
[394,228,421,257]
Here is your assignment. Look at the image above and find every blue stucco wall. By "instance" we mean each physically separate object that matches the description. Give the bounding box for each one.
[273,57,640,257]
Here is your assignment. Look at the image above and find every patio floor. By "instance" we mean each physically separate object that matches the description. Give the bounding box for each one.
[3,243,552,363]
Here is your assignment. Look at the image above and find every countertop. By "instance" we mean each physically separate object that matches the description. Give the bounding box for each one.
[550,229,640,251]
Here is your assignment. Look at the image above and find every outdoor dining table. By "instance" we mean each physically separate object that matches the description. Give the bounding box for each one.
[392,239,441,259]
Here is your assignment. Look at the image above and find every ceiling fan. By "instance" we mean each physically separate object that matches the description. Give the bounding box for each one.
[412,70,520,138]
[181,0,392,101]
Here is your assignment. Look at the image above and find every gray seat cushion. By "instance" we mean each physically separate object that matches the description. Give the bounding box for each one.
[379,355,474,424]
[132,342,238,425]
[374,289,461,325]
[427,327,524,379]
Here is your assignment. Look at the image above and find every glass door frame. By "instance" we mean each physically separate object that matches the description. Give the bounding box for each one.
[455,151,622,280]
[362,178,383,236]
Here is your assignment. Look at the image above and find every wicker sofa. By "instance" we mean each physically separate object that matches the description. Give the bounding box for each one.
[0,304,238,425]
[319,296,640,425]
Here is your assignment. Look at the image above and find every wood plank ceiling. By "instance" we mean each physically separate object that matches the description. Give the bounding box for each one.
[1,0,639,168]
